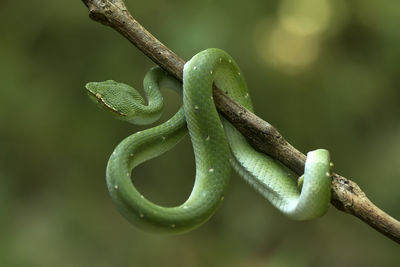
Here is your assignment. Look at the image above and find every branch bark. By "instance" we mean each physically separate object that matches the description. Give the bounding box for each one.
[81,0,400,243]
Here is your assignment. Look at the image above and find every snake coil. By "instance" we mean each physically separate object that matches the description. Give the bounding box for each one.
[86,48,332,233]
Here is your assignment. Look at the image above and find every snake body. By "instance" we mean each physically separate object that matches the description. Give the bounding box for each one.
[86,48,331,233]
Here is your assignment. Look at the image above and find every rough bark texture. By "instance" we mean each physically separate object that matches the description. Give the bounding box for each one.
[81,0,400,244]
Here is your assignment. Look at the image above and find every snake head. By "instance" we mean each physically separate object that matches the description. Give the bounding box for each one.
[85,80,145,120]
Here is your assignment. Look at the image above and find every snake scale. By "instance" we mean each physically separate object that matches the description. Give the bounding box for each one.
[86,48,332,233]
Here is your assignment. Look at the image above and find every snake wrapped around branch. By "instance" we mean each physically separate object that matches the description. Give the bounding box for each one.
[86,48,332,233]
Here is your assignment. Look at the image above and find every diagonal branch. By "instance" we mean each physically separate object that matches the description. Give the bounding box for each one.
[81,0,400,244]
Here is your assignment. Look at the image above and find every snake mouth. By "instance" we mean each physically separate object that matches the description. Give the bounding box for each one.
[86,87,127,117]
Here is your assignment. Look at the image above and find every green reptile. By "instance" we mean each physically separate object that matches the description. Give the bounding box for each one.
[86,48,332,233]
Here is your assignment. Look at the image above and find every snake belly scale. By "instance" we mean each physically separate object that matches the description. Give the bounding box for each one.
[86,48,332,233]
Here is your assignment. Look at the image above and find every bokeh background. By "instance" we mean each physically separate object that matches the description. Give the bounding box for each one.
[1,0,400,266]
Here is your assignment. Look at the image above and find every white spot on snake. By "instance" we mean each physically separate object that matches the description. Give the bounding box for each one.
[127,172,130,177]
[141,195,144,199]
[149,85,152,89]
[210,70,213,75]
[238,72,241,76]
[228,59,232,63]
[325,172,331,177]
[114,185,118,190]
[210,96,213,100]
[137,131,141,134]
[205,135,210,141]
[95,93,101,98]
[244,93,249,98]
[130,153,134,157]
[209,168,214,173]
[171,224,176,228]
[193,66,197,70]
[139,213,144,218]
[219,58,222,62]
[162,136,166,140]
[183,205,188,209]
[194,105,199,110]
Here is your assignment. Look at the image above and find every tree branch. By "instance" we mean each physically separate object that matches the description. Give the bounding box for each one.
[81,0,400,243]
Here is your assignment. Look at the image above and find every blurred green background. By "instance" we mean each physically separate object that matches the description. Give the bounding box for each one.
[1,0,400,266]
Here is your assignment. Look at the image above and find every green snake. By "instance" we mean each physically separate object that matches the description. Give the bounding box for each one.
[86,48,332,233]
